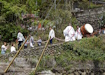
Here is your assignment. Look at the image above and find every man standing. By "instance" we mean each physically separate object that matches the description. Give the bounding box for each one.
[17,31,24,49]
[75,26,82,40]
[63,23,75,42]
[49,27,55,44]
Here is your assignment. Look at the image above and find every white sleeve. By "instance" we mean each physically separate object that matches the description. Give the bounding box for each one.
[49,31,51,38]
[17,33,19,39]
[53,30,55,38]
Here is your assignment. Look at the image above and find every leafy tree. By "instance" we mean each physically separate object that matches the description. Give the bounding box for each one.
[0,1,29,42]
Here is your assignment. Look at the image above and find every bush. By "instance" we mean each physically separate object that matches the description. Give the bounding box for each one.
[60,36,105,61]
[79,0,102,10]
[0,23,29,42]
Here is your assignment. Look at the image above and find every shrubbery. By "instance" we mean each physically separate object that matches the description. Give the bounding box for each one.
[0,23,29,42]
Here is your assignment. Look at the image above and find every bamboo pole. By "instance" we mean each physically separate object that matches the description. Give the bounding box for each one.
[4,35,30,73]
[33,38,50,74]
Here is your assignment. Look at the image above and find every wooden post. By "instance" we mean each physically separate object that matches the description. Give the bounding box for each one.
[33,38,50,74]
[4,35,30,73]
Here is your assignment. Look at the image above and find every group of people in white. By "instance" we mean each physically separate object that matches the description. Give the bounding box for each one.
[1,23,82,55]
[1,42,16,54]
[48,23,83,43]
[63,23,82,42]
[1,31,42,54]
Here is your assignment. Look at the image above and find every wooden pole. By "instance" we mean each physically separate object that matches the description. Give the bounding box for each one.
[4,35,30,73]
[33,38,50,74]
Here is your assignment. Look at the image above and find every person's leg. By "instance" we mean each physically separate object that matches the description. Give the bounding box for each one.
[18,41,22,49]
[24,46,27,49]
[1,50,5,54]
[18,41,20,49]
[50,39,53,44]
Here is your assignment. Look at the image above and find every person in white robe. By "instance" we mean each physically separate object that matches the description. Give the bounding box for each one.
[17,31,25,49]
[49,27,55,44]
[1,42,8,54]
[30,35,34,48]
[11,43,16,52]
[63,23,76,42]
[75,26,82,40]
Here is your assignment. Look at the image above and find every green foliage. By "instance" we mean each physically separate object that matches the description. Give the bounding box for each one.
[0,1,30,42]
[26,0,37,12]
[61,36,105,61]
[39,0,53,18]
[0,23,29,42]
[102,14,105,25]
[78,36,102,50]
[89,2,102,9]
[53,36,105,71]
[79,0,102,9]
[49,9,72,25]
[29,36,105,73]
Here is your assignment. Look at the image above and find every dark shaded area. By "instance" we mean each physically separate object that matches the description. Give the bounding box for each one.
[93,60,103,75]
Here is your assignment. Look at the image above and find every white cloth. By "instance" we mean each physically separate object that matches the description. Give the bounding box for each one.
[49,29,55,39]
[63,26,75,42]
[30,36,34,48]
[24,40,29,46]
[30,42,34,48]
[1,45,7,51]
[17,32,24,41]
[37,39,42,46]
[103,30,105,34]
[75,28,82,40]
[11,46,16,52]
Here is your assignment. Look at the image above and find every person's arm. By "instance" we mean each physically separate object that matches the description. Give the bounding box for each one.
[49,31,51,39]
[17,33,19,40]
[5,44,9,50]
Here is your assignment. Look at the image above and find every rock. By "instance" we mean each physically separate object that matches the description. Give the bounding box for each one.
[81,72,86,75]
[28,58,38,68]
[91,73,94,75]
[0,62,9,73]
[69,73,74,75]
[9,57,31,68]
[55,73,62,75]
[74,72,79,75]
[38,70,55,75]
[103,73,105,75]
[52,67,64,73]
[45,56,56,68]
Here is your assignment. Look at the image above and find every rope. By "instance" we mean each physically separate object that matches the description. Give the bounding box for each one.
[55,37,65,42]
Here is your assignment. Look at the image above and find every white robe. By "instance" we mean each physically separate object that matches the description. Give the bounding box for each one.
[17,32,24,41]
[1,45,7,51]
[11,46,16,52]
[75,28,82,40]
[49,29,55,39]
[30,36,34,48]
[63,26,75,42]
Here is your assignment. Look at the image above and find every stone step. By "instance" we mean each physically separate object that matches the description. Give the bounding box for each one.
[9,57,31,68]
[15,62,31,68]
[0,62,9,66]
[9,57,27,62]
[0,62,9,73]
[38,70,55,75]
